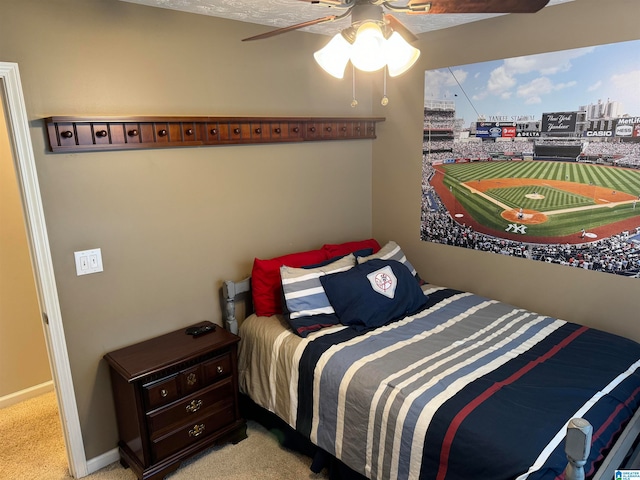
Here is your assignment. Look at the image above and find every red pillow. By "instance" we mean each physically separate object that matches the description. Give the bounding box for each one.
[321,238,381,258]
[251,249,327,317]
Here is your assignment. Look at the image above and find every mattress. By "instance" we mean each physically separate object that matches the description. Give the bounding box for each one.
[237,284,640,480]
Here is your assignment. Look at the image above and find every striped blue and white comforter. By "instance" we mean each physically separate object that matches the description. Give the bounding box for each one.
[238,285,640,480]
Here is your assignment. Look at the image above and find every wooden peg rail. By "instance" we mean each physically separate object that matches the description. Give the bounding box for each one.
[44,115,385,153]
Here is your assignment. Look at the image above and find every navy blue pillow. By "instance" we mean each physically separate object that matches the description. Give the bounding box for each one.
[303,248,374,269]
[320,259,429,329]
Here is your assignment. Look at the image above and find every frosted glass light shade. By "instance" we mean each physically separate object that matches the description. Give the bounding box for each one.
[384,31,421,77]
[314,24,421,79]
[350,22,386,72]
[314,33,352,79]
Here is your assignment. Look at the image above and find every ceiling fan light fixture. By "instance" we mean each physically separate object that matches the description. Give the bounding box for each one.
[314,32,352,79]
[340,26,357,45]
[384,31,421,77]
[349,21,387,72]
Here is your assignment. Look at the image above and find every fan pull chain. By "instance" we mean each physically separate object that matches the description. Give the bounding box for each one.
[381,66,389,106]
[351,64,358,108]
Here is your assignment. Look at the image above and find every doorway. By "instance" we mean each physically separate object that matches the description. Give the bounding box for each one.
[0,62,87,477]
[0,84,66,478]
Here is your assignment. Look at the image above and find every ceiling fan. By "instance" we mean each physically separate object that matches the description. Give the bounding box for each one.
[241,0,551,43]
[242,0,550,105]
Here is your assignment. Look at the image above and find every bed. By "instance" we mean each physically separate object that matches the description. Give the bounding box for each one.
[223,239,640,480]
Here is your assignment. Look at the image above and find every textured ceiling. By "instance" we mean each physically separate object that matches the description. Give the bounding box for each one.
[119,0,574,37]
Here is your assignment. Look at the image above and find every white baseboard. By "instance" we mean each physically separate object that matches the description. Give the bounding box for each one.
[86,448,120,475]
[0,380,54,409]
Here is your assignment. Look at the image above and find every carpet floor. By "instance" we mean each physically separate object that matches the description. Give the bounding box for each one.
[0,391,329,480]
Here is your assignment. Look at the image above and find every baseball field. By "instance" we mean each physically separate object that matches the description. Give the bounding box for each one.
[430,160,640,243]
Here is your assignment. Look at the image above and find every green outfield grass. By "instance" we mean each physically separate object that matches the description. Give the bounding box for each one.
[438,161,640,238]
[442,161,640,194]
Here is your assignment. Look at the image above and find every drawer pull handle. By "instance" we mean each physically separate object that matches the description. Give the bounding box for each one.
[189,424,205,437]
[186,399,203,413]
[128,129,139,137]
[326,126,332,132]
[274,127,281,134]
[61,131,73,139]
[233,128,240,135]
[210,128,218,135]
[158,129,167,137]
[95,130,108,138]
[185,128,194,136]
[216,365,224,374]
[160,389,168,398]
[186,373,197,386]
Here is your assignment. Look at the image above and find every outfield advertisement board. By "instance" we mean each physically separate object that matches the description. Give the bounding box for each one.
[475,122,517,139]
[583,118,640,138]
[615,117,640,137]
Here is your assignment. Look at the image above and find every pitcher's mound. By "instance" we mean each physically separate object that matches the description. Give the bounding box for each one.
[502,209,548,224]
[526,193,545,200]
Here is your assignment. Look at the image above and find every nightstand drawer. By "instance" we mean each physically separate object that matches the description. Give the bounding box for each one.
[144,375,179,410]
[147,377,233,434]
[203,353,232,382]
[151,403,236,460]
[178,365,204,395]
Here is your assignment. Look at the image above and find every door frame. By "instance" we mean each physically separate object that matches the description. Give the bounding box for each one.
[0,62,88,477]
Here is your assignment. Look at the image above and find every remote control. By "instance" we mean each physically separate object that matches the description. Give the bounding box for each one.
[185,324,215,337]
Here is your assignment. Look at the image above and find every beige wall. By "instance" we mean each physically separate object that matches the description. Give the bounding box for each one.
[372,0,640,341]
[0,0,375,458]
[0,89,51,397]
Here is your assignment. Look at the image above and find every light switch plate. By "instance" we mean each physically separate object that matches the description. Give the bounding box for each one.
[74,248,103,276]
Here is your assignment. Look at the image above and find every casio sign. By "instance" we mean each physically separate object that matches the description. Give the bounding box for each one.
[586,130,613,137]
[616,125,633,136]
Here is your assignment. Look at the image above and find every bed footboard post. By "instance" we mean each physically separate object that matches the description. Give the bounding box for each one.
[564,418,593,480]
[222,280,239,335]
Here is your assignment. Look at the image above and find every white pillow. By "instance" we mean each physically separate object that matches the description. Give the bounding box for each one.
[280,254,355,319]
[357,241,419,278]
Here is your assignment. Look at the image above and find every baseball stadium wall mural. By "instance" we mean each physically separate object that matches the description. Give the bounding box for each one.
[421,39,640,278]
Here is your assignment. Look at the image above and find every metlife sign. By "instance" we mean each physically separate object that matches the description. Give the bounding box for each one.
[615,117,640,137]
[616,117,640,125]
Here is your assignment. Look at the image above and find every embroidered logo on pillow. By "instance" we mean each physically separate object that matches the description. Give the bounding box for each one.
[367,265,397,299]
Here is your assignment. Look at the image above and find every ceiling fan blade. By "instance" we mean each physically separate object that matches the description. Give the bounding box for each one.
[242,15,339,41]
[384,14,419,43]
[406,0,550,14]
[297,0,346,5]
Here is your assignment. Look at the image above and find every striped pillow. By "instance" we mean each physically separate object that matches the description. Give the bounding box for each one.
[357,241,420,280]
[281,254,356,320]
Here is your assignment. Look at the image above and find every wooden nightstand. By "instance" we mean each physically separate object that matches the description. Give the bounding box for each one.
[104,321,247,480]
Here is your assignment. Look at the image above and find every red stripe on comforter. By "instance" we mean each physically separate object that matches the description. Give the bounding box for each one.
[437,326,589,480]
